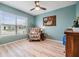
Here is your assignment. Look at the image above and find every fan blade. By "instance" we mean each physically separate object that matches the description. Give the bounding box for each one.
[30,8,35,11]
[40,6,46,10]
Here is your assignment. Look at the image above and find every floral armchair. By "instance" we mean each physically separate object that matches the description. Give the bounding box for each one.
[29,28,42,41]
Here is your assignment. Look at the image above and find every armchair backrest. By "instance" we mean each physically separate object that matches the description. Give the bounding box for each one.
[30,28,41,34]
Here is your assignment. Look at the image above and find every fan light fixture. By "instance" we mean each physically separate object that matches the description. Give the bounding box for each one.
[35,7,40,10]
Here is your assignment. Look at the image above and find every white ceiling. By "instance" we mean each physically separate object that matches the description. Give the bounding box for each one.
[0,1,77,16]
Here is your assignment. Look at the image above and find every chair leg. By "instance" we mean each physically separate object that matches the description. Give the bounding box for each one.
[40,39,42,41]
[29,40,32,42]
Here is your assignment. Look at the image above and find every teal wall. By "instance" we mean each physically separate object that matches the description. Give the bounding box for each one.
[0,3,35,44]
[76,2,79,17]
[35,5,76,41]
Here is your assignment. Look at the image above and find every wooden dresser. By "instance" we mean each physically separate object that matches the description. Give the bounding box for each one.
[64,30,79,57]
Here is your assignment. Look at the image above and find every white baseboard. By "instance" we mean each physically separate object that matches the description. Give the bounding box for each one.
[53,40,62,44]
[47,39,62,44]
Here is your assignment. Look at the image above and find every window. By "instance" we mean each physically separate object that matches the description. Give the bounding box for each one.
[0,11,27,36]
[1,11,16,36]
[17,16,27,35]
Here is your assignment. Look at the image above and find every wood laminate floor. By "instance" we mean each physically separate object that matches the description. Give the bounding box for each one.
[0,39,65,57]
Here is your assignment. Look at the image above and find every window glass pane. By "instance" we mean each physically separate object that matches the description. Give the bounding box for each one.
[17,16,27,35]
[1,11,16,36]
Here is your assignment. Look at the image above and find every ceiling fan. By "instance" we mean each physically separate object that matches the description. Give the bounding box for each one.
[30,1,47,11]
